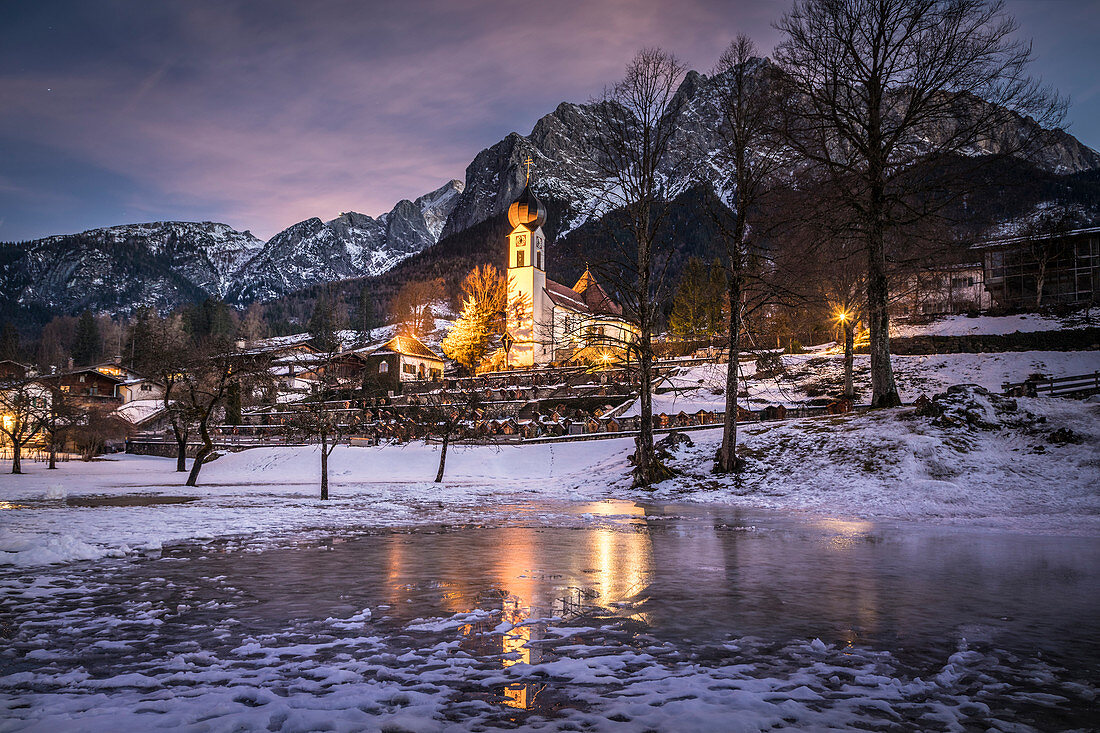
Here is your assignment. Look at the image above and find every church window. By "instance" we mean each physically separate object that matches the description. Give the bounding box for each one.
[516,250,525,268]
[378,361,389,373]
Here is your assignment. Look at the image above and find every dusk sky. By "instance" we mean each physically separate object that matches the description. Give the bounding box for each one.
[2,0,1097,243]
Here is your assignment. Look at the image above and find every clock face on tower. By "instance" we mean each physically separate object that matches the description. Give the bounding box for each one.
[516,234,527,246]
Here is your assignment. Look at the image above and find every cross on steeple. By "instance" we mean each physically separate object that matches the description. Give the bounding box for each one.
[524,155,534,185]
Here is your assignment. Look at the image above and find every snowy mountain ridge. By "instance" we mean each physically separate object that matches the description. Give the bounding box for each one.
[228,179,464,302]
[1,180,465,317]
[442,60,1100,240]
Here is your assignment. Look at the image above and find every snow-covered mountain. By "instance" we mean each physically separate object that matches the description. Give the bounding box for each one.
[442,60,1100,239]
[1,181,464,318]
[229,179,463,302]
[0,221,265,317]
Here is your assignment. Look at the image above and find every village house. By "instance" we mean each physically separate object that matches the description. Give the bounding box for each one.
[974,225,1100,309]
[359,334,445,394]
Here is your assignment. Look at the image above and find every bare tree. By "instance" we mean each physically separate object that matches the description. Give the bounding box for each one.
[709,35,789,472]
[410,381,483,483]
[0,375,46,474]
[179,337,271,487]
[589,47,687,487]
[134,313,194,472]
[391,279,444,337]
[1024,205,1076,308]
[38,381,83,468]
[285,298,360,500]
[775,0,1066,407]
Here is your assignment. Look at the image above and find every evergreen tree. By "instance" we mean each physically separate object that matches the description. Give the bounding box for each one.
[71,310,102,366]
[669,258,723,341]
[125,308,156,368]
[355,285,375,341]
[308,290,341,352]
[239,303,268,343]
[0,321,19,362]
[441,298,491,369]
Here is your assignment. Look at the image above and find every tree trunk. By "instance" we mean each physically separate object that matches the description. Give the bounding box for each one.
[11,442,21,474]
[48,440,57,469]
[172,422,187,472]
[320,432,329,500]
[634,337,655,485]
[843,319,855,400]
[185,415,213,487]
[435,432,449,483]
[866,224,901,408]
[716,275,742,473]
[1035,261,1046,309]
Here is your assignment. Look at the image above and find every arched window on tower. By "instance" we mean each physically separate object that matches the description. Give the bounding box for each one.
[516,250,525,268]
[536,251,542,269]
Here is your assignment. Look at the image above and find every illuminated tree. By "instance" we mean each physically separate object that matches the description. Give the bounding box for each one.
[442,298,492,369]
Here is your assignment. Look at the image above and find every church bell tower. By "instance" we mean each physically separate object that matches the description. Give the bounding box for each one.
[505,156,548,367]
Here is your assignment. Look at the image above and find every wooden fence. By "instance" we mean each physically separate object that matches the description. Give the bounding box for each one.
[1002,371,1100,398]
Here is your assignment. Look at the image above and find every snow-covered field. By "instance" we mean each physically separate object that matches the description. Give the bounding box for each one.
[889,311,1097,338]
[2,386,1098,570]
[659,349,1100,410]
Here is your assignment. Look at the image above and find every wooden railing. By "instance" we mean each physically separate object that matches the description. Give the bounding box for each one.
[1002,371,1100,398]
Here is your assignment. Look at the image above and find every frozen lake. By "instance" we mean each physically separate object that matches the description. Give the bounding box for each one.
[2,501,1097,731]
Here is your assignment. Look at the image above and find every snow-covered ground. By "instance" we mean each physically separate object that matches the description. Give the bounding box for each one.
[2,388,1098,569]
[889,311,1097,338]
[658,350,1100,410]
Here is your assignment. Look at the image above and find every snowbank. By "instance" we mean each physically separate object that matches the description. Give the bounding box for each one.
[657,388,1100,534]
[890,312,1095,338]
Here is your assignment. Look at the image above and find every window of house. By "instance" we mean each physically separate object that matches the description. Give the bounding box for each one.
[403,363,416,375]
[516,250,525,268]
[379,361,389,373]
[141,384,151,391]
[79,375,86,383]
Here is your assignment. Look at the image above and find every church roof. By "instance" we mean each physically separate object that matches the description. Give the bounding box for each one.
[544,269,624,317]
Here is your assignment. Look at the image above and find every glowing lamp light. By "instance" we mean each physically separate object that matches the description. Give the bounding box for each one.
[836,310,849,324]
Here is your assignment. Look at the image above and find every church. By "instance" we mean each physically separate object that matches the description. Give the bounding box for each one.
[503,163,637,367]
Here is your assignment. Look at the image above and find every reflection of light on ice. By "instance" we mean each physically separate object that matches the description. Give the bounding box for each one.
[588,525,653,606]
[577,499,648,519]
[813,518,880,639]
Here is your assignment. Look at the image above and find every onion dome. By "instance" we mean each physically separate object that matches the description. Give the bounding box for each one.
[507,184,547,229]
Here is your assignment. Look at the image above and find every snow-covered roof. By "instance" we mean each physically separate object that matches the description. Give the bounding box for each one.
[973,224,1100,249]
[112,398,166,426]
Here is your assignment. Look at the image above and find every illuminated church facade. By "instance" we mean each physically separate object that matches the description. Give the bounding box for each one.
[504,166,637,367]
